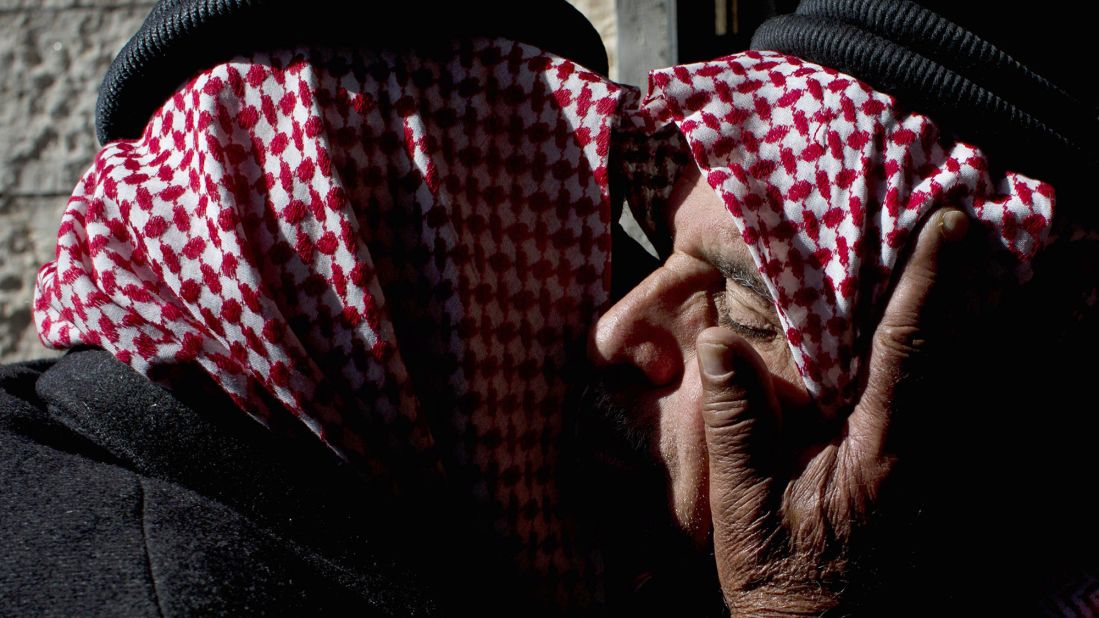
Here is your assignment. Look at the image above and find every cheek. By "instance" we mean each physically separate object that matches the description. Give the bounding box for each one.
[656,353,712,542]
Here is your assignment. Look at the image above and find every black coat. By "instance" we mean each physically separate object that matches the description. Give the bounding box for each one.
[0,349,533,616]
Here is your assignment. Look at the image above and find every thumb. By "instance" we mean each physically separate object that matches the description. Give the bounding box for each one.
[697,327,780,536]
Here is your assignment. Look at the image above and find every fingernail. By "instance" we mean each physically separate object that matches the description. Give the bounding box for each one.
[699,342,732,377]
[940,209,969,242]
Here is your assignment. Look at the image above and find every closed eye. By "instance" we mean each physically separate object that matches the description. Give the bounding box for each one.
[711,288,779,341]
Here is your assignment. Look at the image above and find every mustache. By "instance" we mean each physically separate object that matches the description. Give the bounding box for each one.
[568,364,658,465]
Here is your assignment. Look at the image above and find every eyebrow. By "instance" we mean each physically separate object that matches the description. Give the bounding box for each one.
[710,254,775,307]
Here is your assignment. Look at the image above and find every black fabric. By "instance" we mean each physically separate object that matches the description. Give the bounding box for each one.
[913,0,1098,108]
[0,349,535,616]
[750,0,1099,226]
[95,0,609,145]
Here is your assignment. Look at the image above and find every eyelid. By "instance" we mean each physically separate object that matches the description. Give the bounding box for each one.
[722,273,782,325]
[711,288,779,340]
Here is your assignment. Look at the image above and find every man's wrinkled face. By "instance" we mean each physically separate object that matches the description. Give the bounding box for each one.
[583,164,811,547]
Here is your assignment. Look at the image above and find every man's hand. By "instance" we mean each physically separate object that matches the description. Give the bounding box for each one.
[695,208,970,615]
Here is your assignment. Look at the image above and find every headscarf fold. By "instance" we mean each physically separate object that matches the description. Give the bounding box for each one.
[622,50,1053,412]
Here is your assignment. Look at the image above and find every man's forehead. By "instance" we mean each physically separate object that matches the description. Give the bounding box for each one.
[668,165,754,267]
[666,164,776,307]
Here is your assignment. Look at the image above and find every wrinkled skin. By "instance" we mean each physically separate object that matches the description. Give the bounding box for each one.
[585,166,972,613]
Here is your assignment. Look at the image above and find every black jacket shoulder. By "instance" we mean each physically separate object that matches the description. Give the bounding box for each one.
[0,350,460,617]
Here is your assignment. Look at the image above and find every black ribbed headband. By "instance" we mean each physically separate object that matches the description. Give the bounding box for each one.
[751,0,1099,220]
[95,0,608,146]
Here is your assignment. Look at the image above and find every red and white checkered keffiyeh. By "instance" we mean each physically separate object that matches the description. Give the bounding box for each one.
[34,38,626,606]
[33,39,1055,606]
[627,50,1054,412]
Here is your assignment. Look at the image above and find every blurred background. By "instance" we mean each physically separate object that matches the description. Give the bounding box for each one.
[0,0,796,363]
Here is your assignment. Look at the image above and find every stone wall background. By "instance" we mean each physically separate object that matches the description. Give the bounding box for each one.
[0,1,619,363]
[0,0,157,362]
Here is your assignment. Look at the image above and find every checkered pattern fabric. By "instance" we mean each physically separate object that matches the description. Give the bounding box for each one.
[627,50,1054,412]
[34,38,624,607]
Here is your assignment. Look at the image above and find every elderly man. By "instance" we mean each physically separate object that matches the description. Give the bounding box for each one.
[568,1,1099,615]
[574,162,974,614]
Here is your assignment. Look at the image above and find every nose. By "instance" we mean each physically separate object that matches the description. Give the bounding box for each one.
[590,265,698,387]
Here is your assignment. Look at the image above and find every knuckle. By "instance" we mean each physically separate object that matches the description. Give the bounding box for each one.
[702,395,754,428]
[872,322,927,359]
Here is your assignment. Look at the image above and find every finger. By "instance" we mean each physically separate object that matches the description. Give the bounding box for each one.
[697,327,781,555]
[849,207,969,458]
